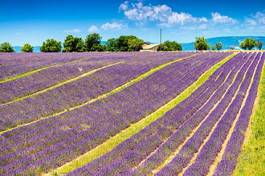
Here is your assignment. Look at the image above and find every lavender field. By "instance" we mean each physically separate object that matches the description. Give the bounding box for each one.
[0,51,264,176]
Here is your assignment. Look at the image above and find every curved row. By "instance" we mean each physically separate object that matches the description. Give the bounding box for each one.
[0,52,232,175]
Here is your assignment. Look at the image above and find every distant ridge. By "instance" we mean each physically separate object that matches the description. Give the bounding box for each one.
[13,36,265,52]
[182,36,265,50]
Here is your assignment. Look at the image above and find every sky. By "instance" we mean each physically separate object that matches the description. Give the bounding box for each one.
[0,0,265,45]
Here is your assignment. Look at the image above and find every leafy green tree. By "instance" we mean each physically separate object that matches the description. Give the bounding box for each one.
[63,35,84,52]
[116,35,144,51]
[0,42,14,52]
[40,39,62,52]
[215,42,223,50]
[106,38,119,51]
[84,33,103,51]
[240,38,256,50]
[21,43,33,52]
[128,38,144,51]
[158,41,182,51]
[194,37,209,50]
[90,43,106,52]
[255,40,263,50]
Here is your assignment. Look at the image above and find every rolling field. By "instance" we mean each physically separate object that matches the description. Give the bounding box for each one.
[0,51,264,176]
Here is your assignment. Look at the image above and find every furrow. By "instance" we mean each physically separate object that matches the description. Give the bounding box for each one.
[0,56,88,84]
[135,65,233,172]
[207,52,263,175]
[46,52,238,175]
[233,53,265,176]
[182,52,259,175]
[2,62,123,105]
[0,54,196,136]
[177,52,257,176]
[152,52,251,175]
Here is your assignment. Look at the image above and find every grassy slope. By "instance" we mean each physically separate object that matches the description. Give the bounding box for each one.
[47,52,238,175]
[233,56,265,176]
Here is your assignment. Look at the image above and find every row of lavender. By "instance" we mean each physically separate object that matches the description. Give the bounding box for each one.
[0,52,187,103]
[67,52,264,176]
[0,52,230,175]
[0,52,191,80]
[0,52,191,130]
[66,52,249,175]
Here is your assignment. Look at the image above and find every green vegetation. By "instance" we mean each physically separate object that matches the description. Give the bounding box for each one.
[48,52,238,175]
[239,38,263,50]
[216,42,223,50]
[194,37,209,50]
[21,43,33,52]
[240,38,256,50]
[84,33,105,51]
[106,35,144,51]
[233,61,265,176]
[0,42,14,52]
[158,41,182,51]
[40,39,62,52]
[255,40,263,50]
[63,35,84,52]
[106,38,119,51]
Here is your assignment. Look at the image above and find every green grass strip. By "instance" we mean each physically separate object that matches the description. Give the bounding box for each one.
[47,52,238,175]
[0,54,195,136]
[233,54,265,176]
[3,62,123,105]
[0,57,88,84]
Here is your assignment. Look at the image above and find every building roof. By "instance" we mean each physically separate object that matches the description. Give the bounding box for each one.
[142,44,160,50]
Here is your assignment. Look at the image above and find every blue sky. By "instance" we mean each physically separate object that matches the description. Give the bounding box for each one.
[0,0,265,45]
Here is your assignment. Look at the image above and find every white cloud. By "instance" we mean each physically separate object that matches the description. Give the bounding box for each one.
[101,22,123,30]
[119,1,207,26]
[119,1,129,11]
[245,12,265,26]
[211,12,237,24]
[88,25,98,33]
[64,28,81,33]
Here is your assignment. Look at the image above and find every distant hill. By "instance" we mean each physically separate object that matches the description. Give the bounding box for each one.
[13,36,265,52]
[182,36,265,51]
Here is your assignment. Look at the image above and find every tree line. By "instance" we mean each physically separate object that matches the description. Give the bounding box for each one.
[0,33,263,52]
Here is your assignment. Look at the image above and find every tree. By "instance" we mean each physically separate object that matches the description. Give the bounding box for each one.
[116,35,144,51]
[63,35,84,52]
[255,40,263,50]
[21,43,33,52]
[194,37,209,50]
[158,41,182,51]
[128,38,144,51]
[240,38,256,50]
[215,42,223,50]
[84,33,103,51]
[40,39,62,52]
[106,38,119,51]
[0,42,14,52]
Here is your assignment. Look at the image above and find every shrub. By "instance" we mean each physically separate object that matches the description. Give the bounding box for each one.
[40,39,62,52]
[215,42,223,50]
[194,37,209,50]
[63,35,84,52]
[21,43,33,52]
[255,40,263,50]
[0,42,14,52]
[240,38,256,50]
[116,35,144,51]
[106,38,119,51]
[158,41,182,51]
[84,33,103,51]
